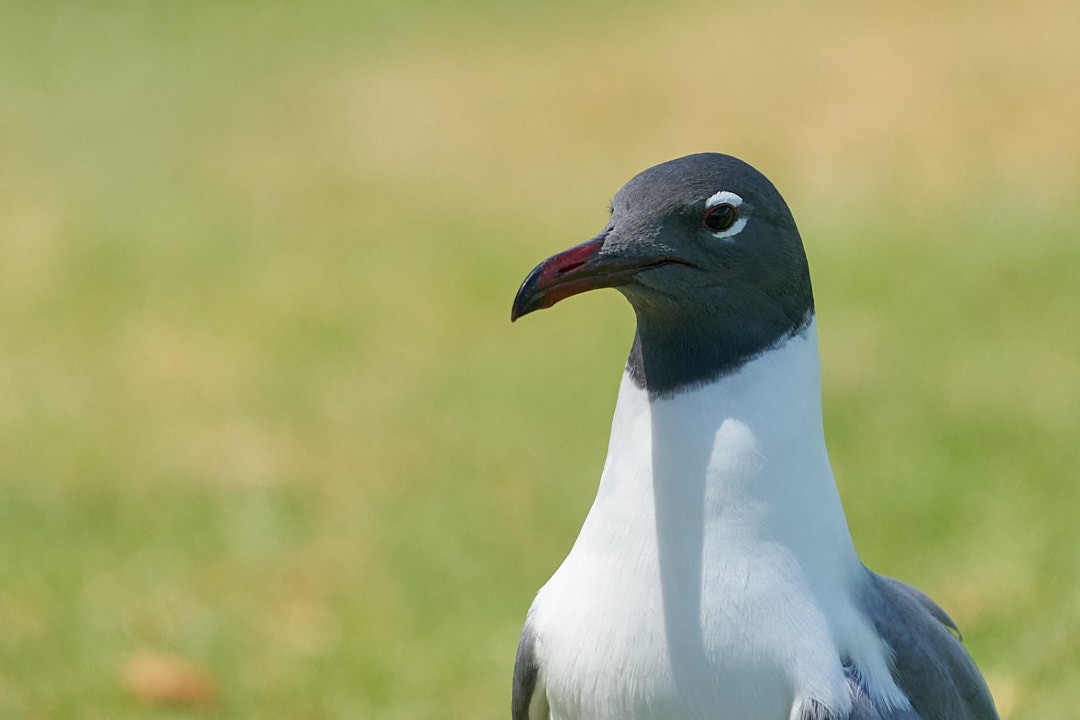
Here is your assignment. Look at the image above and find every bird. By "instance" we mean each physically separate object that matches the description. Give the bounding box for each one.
[508,153,999,720]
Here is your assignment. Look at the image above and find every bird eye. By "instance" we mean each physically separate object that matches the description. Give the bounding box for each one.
[704,203,738,232]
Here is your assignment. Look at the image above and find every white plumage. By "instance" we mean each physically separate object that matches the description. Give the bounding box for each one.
[526,321,908,720]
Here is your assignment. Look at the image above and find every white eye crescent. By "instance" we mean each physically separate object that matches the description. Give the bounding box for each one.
[704,190,748,239]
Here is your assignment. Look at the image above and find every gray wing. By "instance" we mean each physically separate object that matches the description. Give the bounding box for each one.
[854,569,999,720]
[512,622,542,720]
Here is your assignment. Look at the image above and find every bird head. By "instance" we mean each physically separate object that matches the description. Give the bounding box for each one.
[511,153,816,394]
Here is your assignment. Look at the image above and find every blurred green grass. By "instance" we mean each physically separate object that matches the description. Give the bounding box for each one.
[1,1,1078,718]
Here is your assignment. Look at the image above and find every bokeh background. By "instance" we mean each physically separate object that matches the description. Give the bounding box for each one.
[2,1,1078,718]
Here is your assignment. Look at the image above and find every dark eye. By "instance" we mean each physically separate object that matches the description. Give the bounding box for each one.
[704,203,738,232]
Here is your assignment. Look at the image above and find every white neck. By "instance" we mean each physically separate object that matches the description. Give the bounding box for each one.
[540,318,905,718]
[590,318,858,577]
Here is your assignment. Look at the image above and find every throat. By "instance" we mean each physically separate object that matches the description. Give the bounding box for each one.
[597,317,858,581]
[626,301,814,398]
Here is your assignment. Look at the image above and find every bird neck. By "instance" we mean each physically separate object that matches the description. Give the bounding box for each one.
[625,285,814,399]
[594,317,859,578]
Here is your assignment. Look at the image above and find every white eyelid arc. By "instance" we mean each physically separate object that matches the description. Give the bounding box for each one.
[709,215,748,239]
[705,190,744,208]
[704,190,748,239]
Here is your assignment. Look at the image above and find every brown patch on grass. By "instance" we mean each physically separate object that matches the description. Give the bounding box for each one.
[122,651,218,710]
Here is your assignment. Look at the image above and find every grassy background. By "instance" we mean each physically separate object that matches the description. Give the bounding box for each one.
[1,1,1078,718]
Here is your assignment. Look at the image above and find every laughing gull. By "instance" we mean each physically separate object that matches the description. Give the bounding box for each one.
[509,153,999,720]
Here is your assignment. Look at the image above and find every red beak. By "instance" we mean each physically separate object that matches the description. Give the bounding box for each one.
[511,236,607,321]
[511,233,692,321]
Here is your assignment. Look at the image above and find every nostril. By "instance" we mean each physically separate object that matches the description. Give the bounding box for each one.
[558,261,586,274]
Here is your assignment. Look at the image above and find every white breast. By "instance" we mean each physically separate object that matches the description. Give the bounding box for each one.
[528,321,907,720]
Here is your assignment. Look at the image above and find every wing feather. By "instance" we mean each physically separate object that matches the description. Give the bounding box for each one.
[512,622,542,720]
[857,570,999,720]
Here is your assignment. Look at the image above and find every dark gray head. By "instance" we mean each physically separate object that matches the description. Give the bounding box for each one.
[511,153,814,397]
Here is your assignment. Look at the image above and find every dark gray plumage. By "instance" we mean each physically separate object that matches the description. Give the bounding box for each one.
[793,568,998,719]
[512,623,541,720]
[853,571,999,719]
[610,154,815,397]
